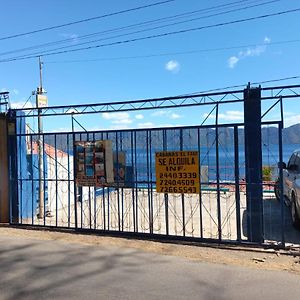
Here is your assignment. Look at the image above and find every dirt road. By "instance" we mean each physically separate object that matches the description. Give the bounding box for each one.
[1,227,299,275]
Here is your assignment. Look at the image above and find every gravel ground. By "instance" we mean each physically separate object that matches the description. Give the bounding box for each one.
[1,226,299,275]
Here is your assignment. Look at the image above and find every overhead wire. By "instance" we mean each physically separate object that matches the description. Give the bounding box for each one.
[0,0,277,57]
[17,0,279,57]
[43,38,300,64]
[253,75,300,85]
[1,7,299,63]
[0,0,175,41]
[175,75,300,97]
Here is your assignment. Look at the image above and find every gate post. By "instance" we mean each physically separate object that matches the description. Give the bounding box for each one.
[244,84,263,243]
[0,114,9,223]
[7,110,19,224]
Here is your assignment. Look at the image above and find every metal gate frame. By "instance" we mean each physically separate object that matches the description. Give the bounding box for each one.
[5,83,300,248]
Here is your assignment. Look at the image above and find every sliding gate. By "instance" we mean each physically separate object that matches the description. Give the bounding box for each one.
[7,84,300,247]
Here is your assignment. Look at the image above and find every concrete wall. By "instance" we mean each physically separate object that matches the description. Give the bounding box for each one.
[0,114,9,223]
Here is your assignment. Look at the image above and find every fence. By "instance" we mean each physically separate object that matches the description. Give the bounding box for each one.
[10,119,292,246]
[6,84,300,247]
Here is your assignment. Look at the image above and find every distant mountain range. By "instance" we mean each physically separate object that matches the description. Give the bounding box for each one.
[45,123,300,153]
[281,123,300,144]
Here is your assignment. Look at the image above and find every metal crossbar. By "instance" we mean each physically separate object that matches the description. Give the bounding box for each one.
[10,84,300,118]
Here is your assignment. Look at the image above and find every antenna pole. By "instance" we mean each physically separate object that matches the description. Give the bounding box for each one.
[37,56,44,219]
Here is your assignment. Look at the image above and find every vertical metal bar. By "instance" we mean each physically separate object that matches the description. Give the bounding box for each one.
[18,134,23,224]
[197,128,203,238]
[80,133,83,229]
[120,131,124,232]
[42,133,46,226]
[180,128,185,237]
[101,132,106,230]
[134,131,138,232]
[215,104,222,241]
[234,126,242,241]
[55,134,58,227]
[131,131,136,232]
[67,134,71,227]
[146,130,152,234]
[106,132,110,231]
[93,132,96,229]
[163,129,169,236]
[72,115,78,229]
[149,130,154,234]
[207,128,210,182]
[280,96,284,128]
[30,135,34,225]
[87,133,92,230]
[278,122,285,247]
[116,131,121,231]
[37,107,44,220]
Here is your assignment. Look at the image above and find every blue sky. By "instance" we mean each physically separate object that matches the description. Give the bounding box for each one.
[1,0,300,132]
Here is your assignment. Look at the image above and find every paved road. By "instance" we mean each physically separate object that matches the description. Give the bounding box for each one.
[0,235,299,300]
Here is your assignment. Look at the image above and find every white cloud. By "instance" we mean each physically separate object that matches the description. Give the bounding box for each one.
[203,110,243,121]
[102,112,132,126]
[283,112,300,127]
[240,45,266,57]
[170,113,181,119]
[1,88,8,93]
[151,110,182,119]
[60,33,79,44]
[165,60,180,73]
[283,112,295,116]
[151,110,167,117]
[102,112,130,120]
[219,111,243,121]
[11,101,34,109]
[111,118,132,124]
[227,37,271,68]
[228,56,239,69]
[135,114,144,120]
[13,89,19,95]
[138,122,154,128]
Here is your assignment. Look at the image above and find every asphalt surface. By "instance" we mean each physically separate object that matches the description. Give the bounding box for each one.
[0,235,299,300]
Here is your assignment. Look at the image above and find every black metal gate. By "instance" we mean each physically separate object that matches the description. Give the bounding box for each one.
[6,83,300,247]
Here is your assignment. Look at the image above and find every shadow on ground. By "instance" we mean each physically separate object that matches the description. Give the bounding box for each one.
[0,237,167,299]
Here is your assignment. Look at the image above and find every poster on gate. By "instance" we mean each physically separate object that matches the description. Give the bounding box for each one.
[74,140,114,187]
[155,151,200,194]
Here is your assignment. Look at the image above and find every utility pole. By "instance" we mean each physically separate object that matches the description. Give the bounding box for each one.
[37,56,44,219]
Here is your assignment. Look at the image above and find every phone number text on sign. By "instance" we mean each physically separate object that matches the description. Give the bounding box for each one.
[155,151,200,194]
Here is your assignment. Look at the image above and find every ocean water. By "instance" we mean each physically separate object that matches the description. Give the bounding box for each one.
[125,144,300,182]
[65,142,300,182]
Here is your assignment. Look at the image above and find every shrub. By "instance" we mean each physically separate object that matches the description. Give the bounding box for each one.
[262,166,272,181]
